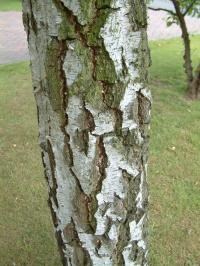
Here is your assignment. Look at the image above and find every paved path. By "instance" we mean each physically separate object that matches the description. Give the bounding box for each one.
[0,11,200,64]
[0,12,29,64]
[148,10,200,41]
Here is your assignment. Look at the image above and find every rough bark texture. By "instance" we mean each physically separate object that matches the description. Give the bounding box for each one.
[22,0,151,265]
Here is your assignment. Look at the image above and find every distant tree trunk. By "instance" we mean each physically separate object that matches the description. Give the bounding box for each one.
[191,64,200,98]
[22,0,151,265]
[171,0,194,95]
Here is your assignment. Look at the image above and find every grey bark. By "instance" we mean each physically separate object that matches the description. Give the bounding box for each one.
[22,0,151,265]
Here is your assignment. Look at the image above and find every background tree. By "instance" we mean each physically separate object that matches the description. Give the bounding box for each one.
[149,0,200,98]
[22,0,151,265]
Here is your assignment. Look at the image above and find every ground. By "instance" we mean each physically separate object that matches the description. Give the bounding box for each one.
[149,36,200,265]
[0,12,28,64]
[0,35,200,266]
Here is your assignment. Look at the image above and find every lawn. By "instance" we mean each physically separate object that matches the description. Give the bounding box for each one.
[0,0,21,11]
[0,35,200,265]
[149,35,200,265]
[0,64,60,265]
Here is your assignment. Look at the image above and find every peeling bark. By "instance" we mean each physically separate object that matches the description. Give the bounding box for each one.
[23,0,151,265]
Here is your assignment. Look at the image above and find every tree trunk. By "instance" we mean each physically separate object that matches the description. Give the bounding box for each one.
[22,0,151,265]
[191,64,200,98]
[171,0,194,95]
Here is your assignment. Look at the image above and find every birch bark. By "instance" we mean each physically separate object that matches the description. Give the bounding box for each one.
[22,0,151,265]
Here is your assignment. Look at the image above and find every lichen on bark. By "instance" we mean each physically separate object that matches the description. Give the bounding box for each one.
[23,0,151,265]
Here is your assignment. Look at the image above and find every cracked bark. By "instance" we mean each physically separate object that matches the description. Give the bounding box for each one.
[23,0,151,265]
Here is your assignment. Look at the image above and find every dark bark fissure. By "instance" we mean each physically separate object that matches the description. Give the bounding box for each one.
[113,188,132,265]
[69,168,95,234]
[22,0,37,40]
[64,219,92,266]
[101,80,123,136]
[47,139,59,208]
[50,40,96,262]
[28,0,37,34]
[83,105,96,133]
[41,7,96,262]
[23,0,150,265]
[45,3,116,263]
[137,91,151,131]
[55,0,123,134]
[46,139,69,265]
[55,0,88,46]
[57,39,98,258]
[95,136,108,190]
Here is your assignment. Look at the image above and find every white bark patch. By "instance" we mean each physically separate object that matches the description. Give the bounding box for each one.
[45,105,76,231]
[52,142,76,230]
[45,93,148,264]
[85,104,114,135]
[123,214,147,265]
[66,96,97,195]
[97,136,138,204]
[120,82,142,131]
[95,201,127,237]
[43,151,53,188]
[23,0,150,263]
[140,87,152,103]
[60,0,87,25]
[108,224,118,241]
[63,42,82,87]
[72,133,97,194]
[99,0,149,263]
[130,215,146,244]
[77,233,113,266]
[94,209,108,236]
[66,96,144,263]
[47,1,62,36]
[136,171,145,210]
[95,136,138,240]
[100,1,141,80]
[61,0,80,19]
[122,244,139,266]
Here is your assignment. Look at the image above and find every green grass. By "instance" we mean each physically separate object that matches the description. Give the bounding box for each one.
[149,35,200,265]
[0,0,21,11]
[0,63,60,265]
[0,35,200,265]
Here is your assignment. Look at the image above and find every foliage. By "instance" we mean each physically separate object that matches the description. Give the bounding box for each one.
[177,0,200,17]
[0,36,200,265]
[168,0,200,26]
[149,0,200,26]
